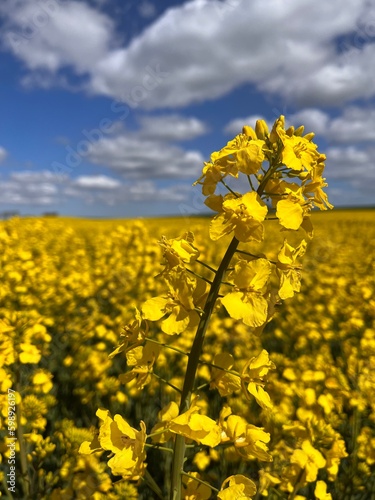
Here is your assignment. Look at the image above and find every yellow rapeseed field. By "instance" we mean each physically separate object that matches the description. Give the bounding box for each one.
[1,210,374,499]
[1,117,375,499]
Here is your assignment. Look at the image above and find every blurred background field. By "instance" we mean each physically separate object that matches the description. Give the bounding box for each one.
[1,209,374,499]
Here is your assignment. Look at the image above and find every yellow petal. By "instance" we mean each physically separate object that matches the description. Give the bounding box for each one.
[161,306,190,335]
[221,292,268,327]
[141,297,169,321]
[247,383,273,409]
[276,198,304,230]
[218,474,257,500]
[209,212,235,241]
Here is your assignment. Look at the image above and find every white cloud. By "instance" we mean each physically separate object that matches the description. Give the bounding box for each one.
[138,114,208,141]
[327,146,373,178]
[1,0,114,72]
[87,133,203,178]
[290,106,375,143]
[0,169,191,207]
[325,107,375,143]
[325,145,375,197]
[2,0,375,108]
[289,109,330,136]
[63,178,190,205]
[0,146,8,163]
[74,174,121,189]
[0,170,59,205]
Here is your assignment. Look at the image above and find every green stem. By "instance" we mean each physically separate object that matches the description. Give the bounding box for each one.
[198,359,240,377]
[2,475,14,500]
[144,443,173,453]
[146,337,188,357]
[152,372,182,393]
[170,236,239,500]
[143,469,164,499]
[186,268,213,285]
[196,259,217,273]
[220,179,239,197]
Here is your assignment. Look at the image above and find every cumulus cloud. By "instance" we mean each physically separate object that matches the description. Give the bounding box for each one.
[87,133,203,178]
[324,107,375,143]
[290,106,375,143]
[0,0,115,73]
[73,174,121,189]
[138,114,208,141]
[288,109,330,136]
[1,170,59,205]
[324,145,375,201]
[2,0,375,108]
[0,169,191,207]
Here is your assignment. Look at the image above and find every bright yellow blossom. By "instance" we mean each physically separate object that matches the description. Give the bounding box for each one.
[210,192,268,242]
[218,474,257,500]
[277,239,307,299]
[142,269,207,335]
[241,349,275,408]
[221,258,271,327]
[79,408,147,480]
[291,440,326,482]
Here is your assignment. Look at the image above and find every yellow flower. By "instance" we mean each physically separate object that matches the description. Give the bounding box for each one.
[194,133,265,196]
[0,367,12,392]
[303,162,334,210]
[282,134,319,173]
[315,480,332,500]
[221,258,271,327]
[270,115,320,172]
[194,161,224,196]
[193,451,211,471]
[169,400,221,447]
[32,370,53,394]
[218,474,257,500]
[119,341,161,390]
[210,352,241,397]
[142,269,207,335]
[258,470,281,496]
[150,401,179,443]
[19,343,41,364]
[109,309,147,359]
[241,350,275,408]
[182,472,212,500]
[158,232,200,274]
[290,440,326,482]
[277,239,307,299]
[79,408,147,480]
[276,195,305,230]
[324,438,348,480]
[219,406,272,461]
[210,192,268,242]
[216,134,265,176]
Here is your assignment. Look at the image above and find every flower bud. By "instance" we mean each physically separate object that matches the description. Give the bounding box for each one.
[242,125,257,140]
[294,125,305,136]
[255,119,269,140]
[304,132,315,141]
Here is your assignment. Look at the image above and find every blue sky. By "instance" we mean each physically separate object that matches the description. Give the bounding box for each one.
[1,0,375,217]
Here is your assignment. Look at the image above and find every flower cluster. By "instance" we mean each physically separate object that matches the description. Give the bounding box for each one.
[2,116,374,499]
